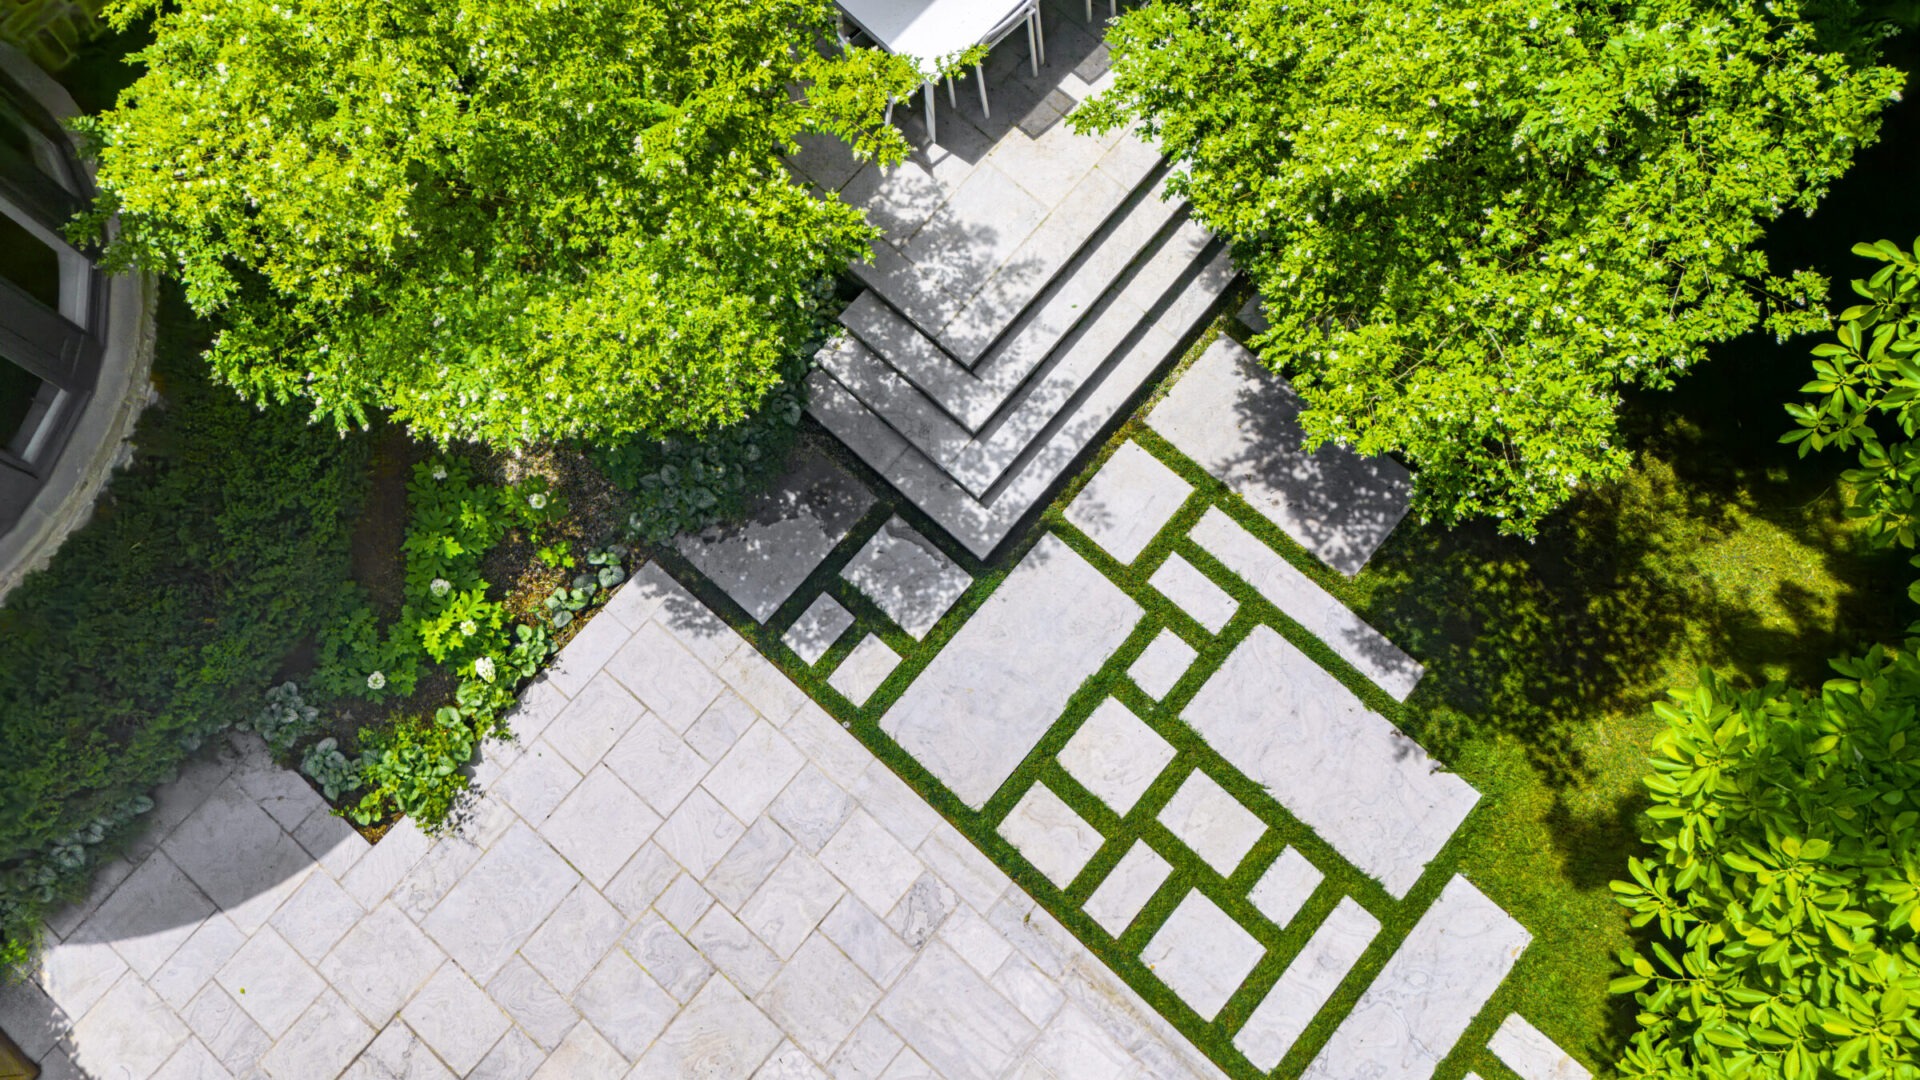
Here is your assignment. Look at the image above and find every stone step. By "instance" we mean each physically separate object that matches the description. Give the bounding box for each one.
[826,213,1211,500]
[808,243,1236,559]
[849,134,1165,365]
[838,162,1185,434]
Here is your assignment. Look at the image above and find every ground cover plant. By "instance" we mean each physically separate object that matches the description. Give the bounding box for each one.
[1075,0,1906,536]
[0,291,369,978]
[75,0,920,448]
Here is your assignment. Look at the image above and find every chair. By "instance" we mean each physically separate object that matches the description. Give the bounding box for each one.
[972,0,1043,119]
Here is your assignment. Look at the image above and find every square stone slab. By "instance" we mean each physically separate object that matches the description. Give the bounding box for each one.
[841,517,973,639]
[1083,841,1173,938]
[1157,769,1266,878]
[675,447,876,623]
[1140,889,1263,1021]
[1183,625,1477,898]
[1489,1014,1592,1080]
[829,634,902,706]
[1064,443,1191,565]
[1129,629,1197,701]
[783,593,855,665]
[1250,847,1324,930]
[883,534,1143,810]
[1148,552,1238,635]
[1057,699,1176,816]
[1304,875,1531,1080]
[997,784,1105,889]
[1234,897,1380,1071]
[1148,338,1412,576]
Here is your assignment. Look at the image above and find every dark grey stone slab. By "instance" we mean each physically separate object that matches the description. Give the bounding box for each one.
[841,517,973,640]
[1149,338,1412,576]
[1303,876,1530,1080]
[1182,626,1477,899]
[674,448,876,624]
[881,534,1141,809]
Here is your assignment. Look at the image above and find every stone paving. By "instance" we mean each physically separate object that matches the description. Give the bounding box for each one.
[3,564,1223,1079]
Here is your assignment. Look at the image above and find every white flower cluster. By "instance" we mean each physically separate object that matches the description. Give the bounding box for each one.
[366,671,387,691]
[474,656,497,683]
[429,577,452,598]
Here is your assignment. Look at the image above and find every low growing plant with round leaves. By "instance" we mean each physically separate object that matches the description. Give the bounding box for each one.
[1610,648,1920,1077]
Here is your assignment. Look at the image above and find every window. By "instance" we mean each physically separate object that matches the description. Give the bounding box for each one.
[0,210,60,310]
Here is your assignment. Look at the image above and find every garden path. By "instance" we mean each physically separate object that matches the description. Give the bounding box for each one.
[1,562,1221,1079]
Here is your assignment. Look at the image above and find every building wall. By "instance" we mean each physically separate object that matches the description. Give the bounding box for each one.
[0,0,108,74]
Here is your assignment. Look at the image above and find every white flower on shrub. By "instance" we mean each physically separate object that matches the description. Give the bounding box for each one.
[429,577,452,598]
[366,671,387,691]
[474,656,497,683]
[460,619,479,637]
[527,492,548,510]
[431,464,448,480]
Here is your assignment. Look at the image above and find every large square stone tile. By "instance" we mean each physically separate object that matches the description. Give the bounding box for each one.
[841,517,973,639]
[1057,698,1175,816]
[1139,890,1262,1021]
[1157,769,1265,878]
[1064,442,1191,565]
[537,766,661,888]
[997,784,1104,889]
[421,824,578,983]
[1082,840,1172,939]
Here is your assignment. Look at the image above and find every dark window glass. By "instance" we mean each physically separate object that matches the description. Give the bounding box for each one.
[0,211,60,310]
[0,354,45,449]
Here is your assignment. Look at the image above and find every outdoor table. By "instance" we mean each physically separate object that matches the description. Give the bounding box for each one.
[836,0,1040,142]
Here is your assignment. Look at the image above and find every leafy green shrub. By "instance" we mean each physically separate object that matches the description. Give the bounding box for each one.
[1612,651,1920,1076]
[243,682,322,757]
[0,292,367,979]
[597,357,807,543]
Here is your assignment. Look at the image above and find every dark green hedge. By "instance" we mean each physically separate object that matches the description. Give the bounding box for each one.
[0,286,368,975]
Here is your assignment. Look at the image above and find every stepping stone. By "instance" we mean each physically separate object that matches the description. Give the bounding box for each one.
[1083,841,1173,938]
[675,449,876,623]
[1489,1015,1591,1080]
[1193,507,1423,701]
[1149,338,1412,576]
[1156,770,1265,878]
[783,594,854,666]
[1149,552,1238,634]
[883,534,1142,810]
[1064,443,1192,565]
[998,784,1105,889]
[841,517,972,639]
[1249,848,1324,930]
[1304,876,1531,1080]
[1057,699,1176,817]
[829,635,901,706]
[1184,625,1477,898]
[1140,890,1263,1021]
[1129,629,1196,701]
[1234,897,1380,1071]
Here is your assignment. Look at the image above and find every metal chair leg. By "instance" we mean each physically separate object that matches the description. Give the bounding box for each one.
[976,63,990,117]
[1035,8,1047,67]
[1026,13,1039,77]
[923,81,937,143]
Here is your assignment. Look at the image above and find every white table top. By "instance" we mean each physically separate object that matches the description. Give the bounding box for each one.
[838,0,1028,69]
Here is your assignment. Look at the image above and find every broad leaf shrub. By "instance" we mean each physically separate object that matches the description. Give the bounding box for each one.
[0,294,368,980]
[1612,655,1920,1077]
[1075,0,1904,535]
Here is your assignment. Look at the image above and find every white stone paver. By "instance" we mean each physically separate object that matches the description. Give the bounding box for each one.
[842,516,974,639]
[1141,890,1264,1021]
[20,562,1225,1080]
[997,784,1106,889]
[1057,698,1176,817]
[1130,628,1197,701]
[1065,442,1193,566]
[1150,551,1239,635]
[884,534,1142,809]
[1304,876,1531,1080]
[1489,1014,1592,1080]
[783,592,856,665]
[1250,847,1325,931]
[1233,898,1380,1070]
[1149,338,1412,576]
[1158,769,1266,879]
[1083,841,1173,938]
[1185,625,1477,898]
[830,633,903,706]
[1192,506,1425,701]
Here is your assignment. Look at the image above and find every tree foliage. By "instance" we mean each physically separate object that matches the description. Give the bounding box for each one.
[1075,0,1904,534]
[1611,653,1920,1078]
[77,0,919,447]
[1785,238,1920,581]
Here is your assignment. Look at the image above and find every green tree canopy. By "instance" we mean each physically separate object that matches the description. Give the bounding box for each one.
[78,0,918,446]
[1075,0,1904,534]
